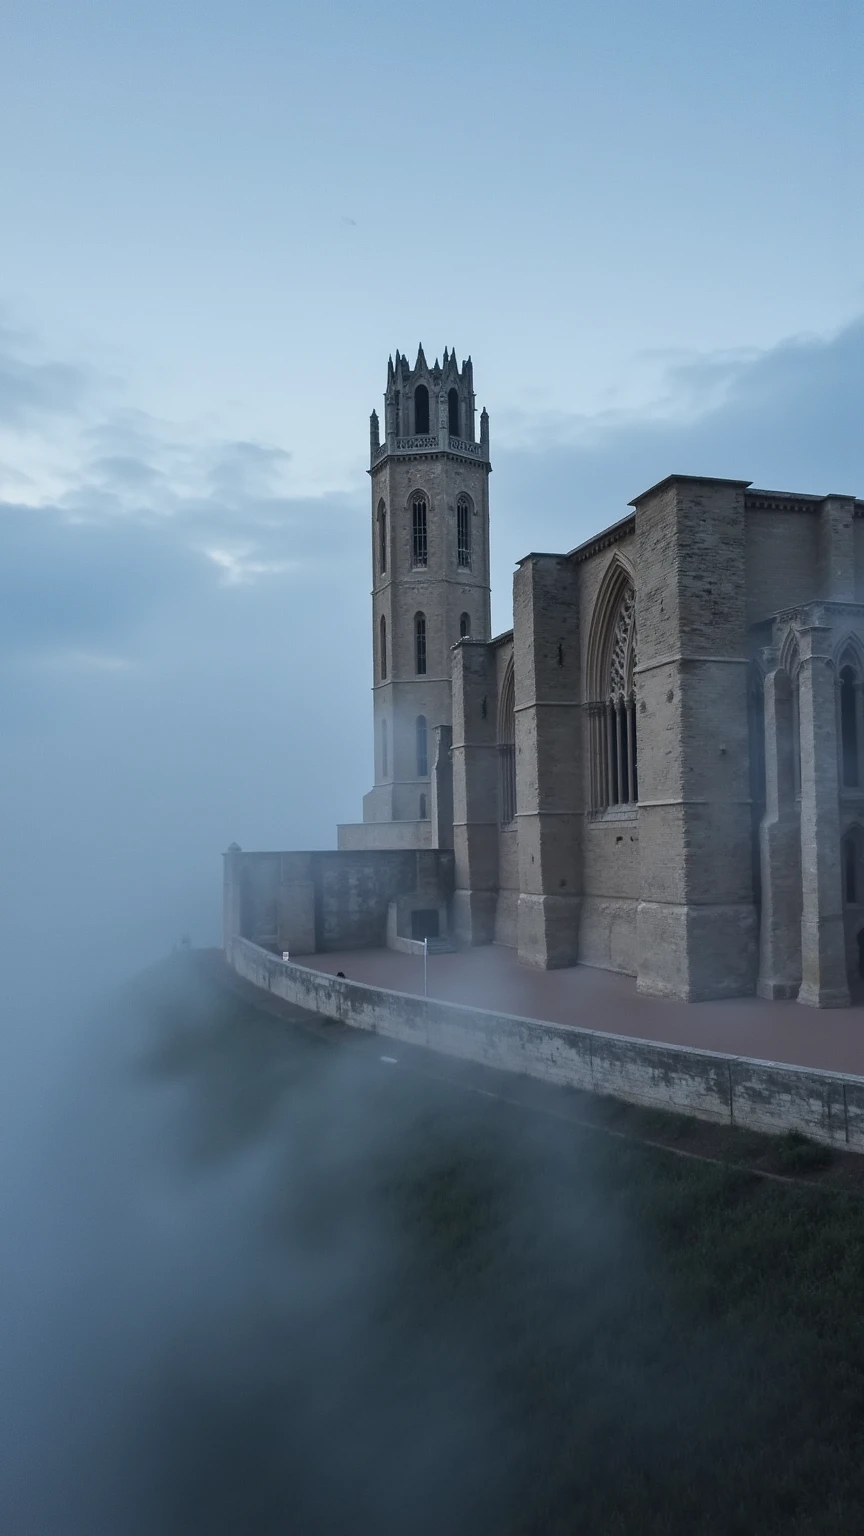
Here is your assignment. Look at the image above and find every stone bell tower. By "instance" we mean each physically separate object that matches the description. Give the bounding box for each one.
[344,345,491,849]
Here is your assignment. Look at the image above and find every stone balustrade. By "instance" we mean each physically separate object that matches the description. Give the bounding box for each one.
[448,435,483,458]
[371,434,487,465]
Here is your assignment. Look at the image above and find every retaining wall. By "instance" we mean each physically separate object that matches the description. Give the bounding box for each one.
[228,937,864,1153]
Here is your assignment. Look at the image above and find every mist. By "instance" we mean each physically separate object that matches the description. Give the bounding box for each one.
[1,311,862,1529]
[0,956,807,1534]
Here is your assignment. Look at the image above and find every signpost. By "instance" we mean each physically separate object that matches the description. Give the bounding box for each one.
[424,936,428,998]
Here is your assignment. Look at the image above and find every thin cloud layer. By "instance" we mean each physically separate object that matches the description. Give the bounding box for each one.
[0,313,861,1001]
[492,319,864,613]
[0,319,90,428]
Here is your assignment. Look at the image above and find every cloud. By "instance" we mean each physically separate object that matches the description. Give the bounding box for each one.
[0,308,861,1006]
[207,440,293,498]
[0,319,90,427]
[201,544,300,586]
[491,317,864,614]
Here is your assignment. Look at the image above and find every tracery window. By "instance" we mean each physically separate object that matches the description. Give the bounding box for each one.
[379,614,387,681]
[587,574,638,812]
[459,612,471,640]
[414,384,429,435]
[412,497,428,567]
[457,495,472,569]
[498,660,516,825]
[416,714,428,776]
[415,612,427,675]
[377,499,387,575]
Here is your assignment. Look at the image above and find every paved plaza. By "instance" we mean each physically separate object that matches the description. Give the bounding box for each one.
[293,946,864,1077]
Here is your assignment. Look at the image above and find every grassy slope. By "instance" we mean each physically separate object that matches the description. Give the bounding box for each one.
[135,957,864,1536]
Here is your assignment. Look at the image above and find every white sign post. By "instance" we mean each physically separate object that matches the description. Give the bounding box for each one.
[424,936,428,998]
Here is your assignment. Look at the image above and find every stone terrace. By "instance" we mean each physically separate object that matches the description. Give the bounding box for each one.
[291,947,864,1076]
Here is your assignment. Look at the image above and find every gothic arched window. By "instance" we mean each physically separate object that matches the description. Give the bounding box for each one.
[498,660,516,825]
[586,566,637,812]
[448,388,459,437]
[460,612,471,640]
[412,497,428,567]
[840,659,860,788]
[419,792,427,819]
[414,384,429,435]
[843,826,864,904]
[377,499,387,575]
[457,495,472,569]
[416,714,428,777]
[415,612,427,675]
[748,665,767,908]
[381,717,389,778]
[379,614,387,681]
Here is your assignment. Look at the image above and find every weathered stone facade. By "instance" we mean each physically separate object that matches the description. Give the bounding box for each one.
[338,346,491,849]
[338,352,864,1005]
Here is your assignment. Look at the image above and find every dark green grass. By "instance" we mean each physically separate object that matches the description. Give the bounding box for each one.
[134,958,864,1536]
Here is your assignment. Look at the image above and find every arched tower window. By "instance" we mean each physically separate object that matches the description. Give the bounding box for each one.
[448,388,459,437]
[381,717,389,778]
[416,715,428,776]
[586,565,637,812]
[498,660,516,826]
[377,499,387,575]
[414,384,429,435]
[412,497,428,567]
[419,792,427,819]
[840,658,860,788]
[379,614,387,681]
[414,612,427,675]
[460,612,471,640]
[457,495,472,569]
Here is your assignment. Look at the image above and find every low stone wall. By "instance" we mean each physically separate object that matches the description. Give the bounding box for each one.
[337,820,433,851]
[228,937,864,1153]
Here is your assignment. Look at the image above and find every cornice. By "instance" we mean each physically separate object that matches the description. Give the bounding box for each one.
[566,513,635,564]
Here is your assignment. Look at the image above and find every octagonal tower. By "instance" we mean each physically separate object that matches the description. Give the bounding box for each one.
[360,345,491,840]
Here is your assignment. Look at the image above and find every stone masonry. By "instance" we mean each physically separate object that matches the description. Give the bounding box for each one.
[328,352,864,1005]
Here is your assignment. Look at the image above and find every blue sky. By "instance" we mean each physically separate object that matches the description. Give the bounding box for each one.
[0,0,862,995]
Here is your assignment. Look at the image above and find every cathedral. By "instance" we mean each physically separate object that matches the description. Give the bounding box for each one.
[332,346,864,1007]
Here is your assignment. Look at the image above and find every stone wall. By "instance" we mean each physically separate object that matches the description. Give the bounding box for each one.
[229,938,864,1153]
[226,848,454,955]
[745,509,821,625]
[336,820,433,851]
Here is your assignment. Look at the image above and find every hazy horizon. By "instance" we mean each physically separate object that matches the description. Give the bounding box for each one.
[1,6,863,1531]
[2,0,862,1000]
